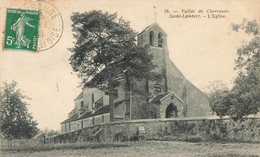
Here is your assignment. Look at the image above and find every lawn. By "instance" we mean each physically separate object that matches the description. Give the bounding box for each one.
[1,141,260,157]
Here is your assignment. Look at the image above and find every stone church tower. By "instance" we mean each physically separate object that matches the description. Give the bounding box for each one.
[130,23,212,119]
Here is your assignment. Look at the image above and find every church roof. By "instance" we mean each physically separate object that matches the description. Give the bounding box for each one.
[92,105,110,116]
[77,111,92,120]
[61,99,126,124]
[92,99,125,116]
[138,22,167,36]
[166,58,185,79]
[60,113,78,124]
[74,91,83,100]
[150,93,169,103]
[150,91,185,104]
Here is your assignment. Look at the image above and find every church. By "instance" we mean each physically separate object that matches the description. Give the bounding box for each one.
[60,23,212,133]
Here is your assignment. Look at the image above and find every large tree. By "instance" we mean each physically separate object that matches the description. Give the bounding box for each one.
[69,10,155,121]
[0,81,39,142]
[229,19,260,120]
[209,19,260,120]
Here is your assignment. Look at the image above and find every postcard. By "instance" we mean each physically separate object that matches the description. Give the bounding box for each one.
[0,0,259,156]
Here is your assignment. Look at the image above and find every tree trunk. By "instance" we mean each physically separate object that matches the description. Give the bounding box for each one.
[108,83,115,122]
[108,67,115,122]
[125,71,131,120]
[145,79,149,102]
[105,64,115,122]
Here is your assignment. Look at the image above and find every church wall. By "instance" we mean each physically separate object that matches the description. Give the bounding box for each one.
[70,121,77,132]
[114,82,125,102]
[61,124,65,133]
[61,113,111,134]
[83,118,92,128]
[75,100,83,114]
[165,57,211,117]
[147,47,168,97]
[94,115,102,125]
[130,79,147,120]
[82,88,109,112]
[115,102,125,118]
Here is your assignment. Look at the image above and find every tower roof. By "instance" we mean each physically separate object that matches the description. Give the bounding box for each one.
[138,22,167,36]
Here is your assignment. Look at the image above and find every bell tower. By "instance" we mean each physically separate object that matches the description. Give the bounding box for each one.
[137,23,170,100]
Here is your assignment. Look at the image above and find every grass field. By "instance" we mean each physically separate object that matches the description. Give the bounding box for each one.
[1,141,260,157]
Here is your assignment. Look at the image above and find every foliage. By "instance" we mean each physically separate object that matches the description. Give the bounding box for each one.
[42,128,60,137]
[207,81,230,116]
[69,10,156,121]
[209,19,260,120]
[69,10,155,86]
[137,102,158,119]
[229,19,260,120]
[0,81,39,139]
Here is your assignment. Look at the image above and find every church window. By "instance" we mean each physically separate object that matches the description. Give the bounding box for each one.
[137,36,140,46]
[81,121,83,128]
[158,32,163,47]
[154,84,162,93]
[80,101,84,109]
[92,93,94,103]
[149,31,154,45]
[69,123,71,131]
[141,35,143,45]
[102,115,105,123]
[92,117,95,125]
[91,93,94,109]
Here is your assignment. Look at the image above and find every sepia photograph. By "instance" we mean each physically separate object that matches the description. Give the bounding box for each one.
[0,0,259,156]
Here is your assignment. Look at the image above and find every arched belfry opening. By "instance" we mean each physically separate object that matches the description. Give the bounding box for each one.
[158,32,163,47]
[149,31,154,45]
[166,103,178,118]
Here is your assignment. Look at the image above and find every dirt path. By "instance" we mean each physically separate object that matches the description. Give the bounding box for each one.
[2,141,260,157]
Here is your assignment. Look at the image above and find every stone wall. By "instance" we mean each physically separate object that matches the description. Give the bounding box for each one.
[49,117,260,144]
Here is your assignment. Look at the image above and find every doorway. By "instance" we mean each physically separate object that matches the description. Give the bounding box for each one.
[165,103,178,118]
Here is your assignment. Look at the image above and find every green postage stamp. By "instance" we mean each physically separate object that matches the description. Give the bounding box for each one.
[4,8,40,52]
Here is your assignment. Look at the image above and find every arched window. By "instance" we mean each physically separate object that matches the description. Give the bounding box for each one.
[92,117,95,125]
[91,93,94,103]
[141,35,143,45]
[158,32,163,47]
[91,93,94,109]
[102,115,105,123]
[81,121,83,128]
[80,101,84,109]
[149,31,154,45]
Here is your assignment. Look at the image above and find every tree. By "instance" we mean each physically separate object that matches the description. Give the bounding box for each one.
[207,81,230,116]
[69,10,155,121]
[0,81,39,143]
[42,128,60,137]
[229,19,260,120]
[208,19,260,120]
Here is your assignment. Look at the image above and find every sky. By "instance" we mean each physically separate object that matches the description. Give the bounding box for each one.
[0,0,259,131]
